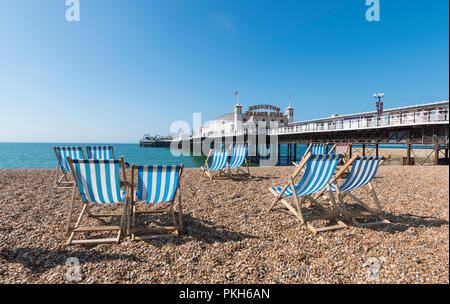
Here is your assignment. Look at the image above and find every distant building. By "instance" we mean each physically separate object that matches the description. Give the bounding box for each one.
[197,103,294,138]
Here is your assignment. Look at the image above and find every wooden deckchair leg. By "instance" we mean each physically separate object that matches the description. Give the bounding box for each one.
[65,185,77,235]
[116,202,128,243]
[268,185,288,211]
[120,199,128,234]
[131,201,137,240]
[178,193,183,231]
[331,185,350,219]
[244,159,251,176]
[345,190,390,226]
[368,182,383,212]
[368,182,390,224]
[290,179,305,223]
[65,202,88,246]
[54,163,60,187]
[202,151,212,178]
[73,203,88,229]
[304,195,347,233]
[57,173,66,185]
[170,200,177,228]
[126,202,131,237]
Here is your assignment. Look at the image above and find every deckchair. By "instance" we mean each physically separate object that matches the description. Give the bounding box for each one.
[305,143,328,156]
[329,143,351,163]
[53,146,85,188]
[328,156,391,227]
[329,143,351,156]
[128,165,184,240]
[227,144,250,176]
[65,157,129,245]
[86,145,115,160]
[201,149,230,180]
[268,153,347,234]
[292,143,332,167]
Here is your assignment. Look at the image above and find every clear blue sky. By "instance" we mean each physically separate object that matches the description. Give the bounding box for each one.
[0,0,448,143]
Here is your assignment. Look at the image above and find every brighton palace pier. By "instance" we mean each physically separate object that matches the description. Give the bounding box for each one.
[176,100,449,165]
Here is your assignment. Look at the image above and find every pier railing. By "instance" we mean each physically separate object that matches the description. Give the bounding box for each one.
[190,102,449,139]
[268,108,449,136]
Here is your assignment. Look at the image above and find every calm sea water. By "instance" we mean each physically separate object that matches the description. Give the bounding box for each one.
[0,143,205,169]
[0,142,414,169]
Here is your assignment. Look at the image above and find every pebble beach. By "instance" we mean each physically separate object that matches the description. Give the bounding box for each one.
[0,166,448,284]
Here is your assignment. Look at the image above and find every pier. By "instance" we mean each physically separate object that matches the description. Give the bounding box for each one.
[178,101,450,165]
[139,134,172,147]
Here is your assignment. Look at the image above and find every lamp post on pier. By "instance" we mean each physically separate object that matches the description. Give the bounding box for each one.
[373,93,384,126]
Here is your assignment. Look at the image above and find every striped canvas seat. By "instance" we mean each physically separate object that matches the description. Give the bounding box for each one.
[323,155,391,227]
[228,145,248,169]
[207,149,229,172]
[130,164,184,240]
[54,146,84,173]
[65,157,128,246]
[294,143,329,167]
[334,144,350,155]
[330,157,384,193]
[87,145,114,160]
[71,159,126,204]
[268,153,347,234]
[135,165,182,203]
[310,143,327,155]
[272,154,342,197]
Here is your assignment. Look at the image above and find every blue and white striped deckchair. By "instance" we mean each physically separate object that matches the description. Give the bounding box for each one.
[293,143,332,167]
[86,145,115,160]
[228,144,250,176]
[201,149,230,180]
[268,153,347,234]
[129,164,184,240]
[307,143,328,156]
[65,157,128,245]
[53,146,85,188]
[328,155,391,227]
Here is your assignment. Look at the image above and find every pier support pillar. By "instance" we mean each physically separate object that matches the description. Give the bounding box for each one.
[362,144,366,157]
[278,144,281,165]
[406,143,411,166]
[349,144,352,158]
[286,144,291,164]
[294,144,297,163]
[376,143,379,157]
[434,143,440,165]
[256,144,259,162]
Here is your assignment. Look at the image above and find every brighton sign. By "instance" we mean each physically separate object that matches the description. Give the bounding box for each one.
[245,105,284,117]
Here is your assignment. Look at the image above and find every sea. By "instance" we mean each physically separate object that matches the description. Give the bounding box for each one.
[0,142,417,169]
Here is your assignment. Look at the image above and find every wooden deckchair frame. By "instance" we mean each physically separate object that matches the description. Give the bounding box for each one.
[316,154,391,227]
[128,164,184,240]
[65,157,129,245]
[86,145,115,159]
[268,153,347,234]
[230,158,251,176]
[201,150,231,180]
[329,143,352,171]
[53,146,85,189]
